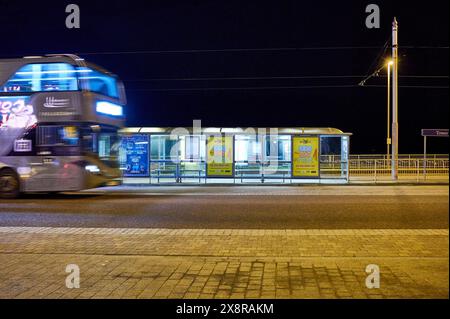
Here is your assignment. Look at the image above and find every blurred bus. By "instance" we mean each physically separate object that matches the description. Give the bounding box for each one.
[0,54,126,198]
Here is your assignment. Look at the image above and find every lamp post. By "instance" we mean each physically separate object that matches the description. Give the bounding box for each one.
[391,17,399,181]
[386,60,393,161]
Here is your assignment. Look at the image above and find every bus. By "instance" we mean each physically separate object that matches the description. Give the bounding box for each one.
[0,54,126,198]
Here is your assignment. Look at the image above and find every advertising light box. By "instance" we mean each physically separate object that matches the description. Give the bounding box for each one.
[121,134,150,177]
[292,136,319,178]
[206,135,234,177]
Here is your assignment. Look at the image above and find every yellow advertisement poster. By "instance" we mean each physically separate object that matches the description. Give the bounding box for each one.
[206,136,234,177]
[292,136,319,177]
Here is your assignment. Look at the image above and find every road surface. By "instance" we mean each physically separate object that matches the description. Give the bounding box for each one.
[0,185,448,229]
[0,185,448,299]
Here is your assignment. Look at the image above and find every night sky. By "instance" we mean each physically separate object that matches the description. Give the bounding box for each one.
[1,0,448,153]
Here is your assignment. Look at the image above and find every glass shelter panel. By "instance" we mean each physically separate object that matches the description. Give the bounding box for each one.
[235,135,262,178]
[150,135,178,161]
[320,136,348,178]
[180,135,206,180]
[263,135,292,178]
[149,135,179,180]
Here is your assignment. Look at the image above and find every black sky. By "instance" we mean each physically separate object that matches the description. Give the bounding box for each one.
[1,0,448,153]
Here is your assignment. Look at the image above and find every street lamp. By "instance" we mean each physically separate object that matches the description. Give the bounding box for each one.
[386,60,393,160]
[391,17,399,181]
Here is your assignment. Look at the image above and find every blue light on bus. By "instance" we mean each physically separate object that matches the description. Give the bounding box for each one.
[96,101,123,117]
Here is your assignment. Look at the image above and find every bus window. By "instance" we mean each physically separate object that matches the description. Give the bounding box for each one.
[37,126,79,146]
[77,67,119,99]
[34,125,80,156]
[81,126,120,167]
[0,63,79,93]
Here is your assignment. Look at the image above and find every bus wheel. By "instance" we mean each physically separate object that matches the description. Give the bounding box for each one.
[0,168,20,199]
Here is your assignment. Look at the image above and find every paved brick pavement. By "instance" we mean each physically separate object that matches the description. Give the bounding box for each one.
[0,227,448,299]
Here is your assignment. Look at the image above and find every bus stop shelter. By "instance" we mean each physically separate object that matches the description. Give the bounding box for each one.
[119,127,352,184]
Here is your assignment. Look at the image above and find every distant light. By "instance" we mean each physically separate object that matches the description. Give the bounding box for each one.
[387,60,394,66]
[96,101,123,116]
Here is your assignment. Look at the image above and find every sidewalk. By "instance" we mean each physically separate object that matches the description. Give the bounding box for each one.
[0,227,447,299]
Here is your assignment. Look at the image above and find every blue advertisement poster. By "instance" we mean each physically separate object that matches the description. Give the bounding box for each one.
[121,134,149,177]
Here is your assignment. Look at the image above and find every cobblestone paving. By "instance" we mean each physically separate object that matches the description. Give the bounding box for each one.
[0,227,448,299]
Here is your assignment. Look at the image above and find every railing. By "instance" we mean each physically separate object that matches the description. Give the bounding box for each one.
[323,154,449,161]
[149,160,206,183]
[318,155,448,181]
[127,155,449,184]
[348,158,449,182]
[234,161,292,183]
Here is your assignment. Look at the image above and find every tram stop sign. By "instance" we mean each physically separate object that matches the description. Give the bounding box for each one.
[421,129,449,137]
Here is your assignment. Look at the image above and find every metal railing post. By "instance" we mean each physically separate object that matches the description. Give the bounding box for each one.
[417,158,420,183]
[374,160,377,182]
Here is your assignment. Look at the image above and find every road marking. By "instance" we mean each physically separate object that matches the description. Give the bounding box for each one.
[0,227,447,236]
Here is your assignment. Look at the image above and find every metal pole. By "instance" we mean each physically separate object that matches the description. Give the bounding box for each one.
[387,62,391,161]
[374,159,377,182]
[423,136,427,179]
[391,17,399,180]
[417,158,420,183]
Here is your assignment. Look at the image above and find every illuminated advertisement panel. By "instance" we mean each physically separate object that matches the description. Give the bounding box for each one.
[206,135,234,177]
[120,134,150,177]
[0,96,37,129]
[292,136,319,178]
[0,96,37,156]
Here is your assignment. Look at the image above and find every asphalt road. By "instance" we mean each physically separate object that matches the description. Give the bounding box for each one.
[0,186,448,229]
